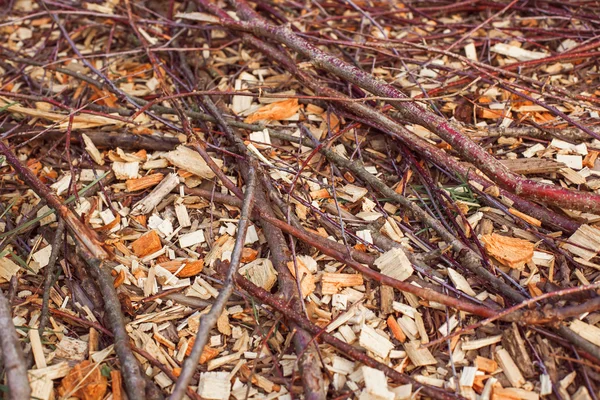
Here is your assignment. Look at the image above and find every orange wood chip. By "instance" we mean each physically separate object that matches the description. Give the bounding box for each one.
[159,259,204,278]
[125,173,164,192]
[58,360,107,400]
[480,233,534,269]
[387,315,407,343]
[475,355,498,373]
[244,98,301,123]
[131,230,162,257]
[287,259,315,298]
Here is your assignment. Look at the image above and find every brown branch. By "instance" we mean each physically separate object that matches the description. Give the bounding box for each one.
[0,289,31,400]
[80,248,147,400]
[39,218,66,334]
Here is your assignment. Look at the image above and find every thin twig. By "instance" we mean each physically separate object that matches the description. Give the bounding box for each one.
[0,289,31,400]
[38,218,66,334]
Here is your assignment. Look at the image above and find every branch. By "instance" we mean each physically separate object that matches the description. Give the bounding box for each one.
[0,289,31,400]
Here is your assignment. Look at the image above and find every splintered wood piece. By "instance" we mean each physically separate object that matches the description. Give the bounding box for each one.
[29,363,71,400]
[499,158,564,175]
[460,366,478,388]
[481,234,534,269]
[572,386,593,400]
[502,323,535,378]
[359,324,394,359]
[508,208,542,227]
[387,315,407,343]
[175,203,191,228]
[569,319,600,347]
[197,371,231,400]
[159,259,204,278]
[495,348,525,388]
[178,230,205,248]
[244,98,300,123]
[111,370,123,400]
[58,360,108,400]
[404,340,437,366]
[287,259,315,298]
[131,230,162,257]
[491,387,539,400]
[563,224,600,261]
[475,356,498,373]
[361,366,395,400]
[239,364,279,393]
[112,161,139,180]
[373,247,414,281]
[321,273,363,295]
[82,134,104,165]
[462,335,503,351]
[447,268,477,296]
[163,145,221,179]
[131,173,179,215]
[380,285,395,315]
[29,329,47,369]
[238,259,278,291]
[126,173,164,192]
[0,256,21,282]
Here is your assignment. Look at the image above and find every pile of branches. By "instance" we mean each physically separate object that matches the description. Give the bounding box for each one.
[1,0,600,399]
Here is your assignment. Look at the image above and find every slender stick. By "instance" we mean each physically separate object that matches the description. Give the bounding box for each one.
[81,248,147,400]
[0,289,31,400]
[39,218,66,334]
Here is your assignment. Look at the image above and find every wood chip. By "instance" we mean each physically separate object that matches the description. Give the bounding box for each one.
[563,224,600,261]
[481,234,534,269]
[238,259,278,291]
[569,319,600,347]
[287,259,316,298]
[163,145,221,179]
[131,173,179,215]
[373,247,414,281]
[321,273,363,295]
[447,268,477,296]
[495,348,525,388]
[404,340,437,366]
[131,230,162,257]
[359,324,394,359]
[197,371,231,400]
[126,173,164,192]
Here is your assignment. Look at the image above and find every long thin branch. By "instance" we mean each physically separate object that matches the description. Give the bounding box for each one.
[39,218,66,334]
[0,289,31,400]
[80,247,147,400]
[170,164,257,400]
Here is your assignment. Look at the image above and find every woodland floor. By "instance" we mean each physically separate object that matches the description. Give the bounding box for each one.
[1,1,600,400]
